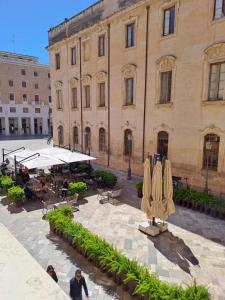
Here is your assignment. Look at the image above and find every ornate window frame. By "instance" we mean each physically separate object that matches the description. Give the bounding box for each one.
[81,74,92,109]
[95,27,107,59]
[54,81,63,110]
[96,71,107,108]
[123,16,138,51]
[202,42,225,103]
[70,77,79,110]
[121,64,137,107]
[198,125,225,172]
[155,55,176,106]
[153,124,173,159]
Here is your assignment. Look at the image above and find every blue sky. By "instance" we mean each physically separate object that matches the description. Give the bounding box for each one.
[0,0,97,64]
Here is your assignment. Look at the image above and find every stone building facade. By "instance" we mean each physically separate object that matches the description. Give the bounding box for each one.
[0,51,52,137]
[48,0,225,195]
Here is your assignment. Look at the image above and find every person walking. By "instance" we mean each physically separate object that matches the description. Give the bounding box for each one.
[70,269,89,300]
[47,265,58,283]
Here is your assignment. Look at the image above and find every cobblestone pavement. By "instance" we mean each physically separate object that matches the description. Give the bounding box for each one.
[1,140,225,299]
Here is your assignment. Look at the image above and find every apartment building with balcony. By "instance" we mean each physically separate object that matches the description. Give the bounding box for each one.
[0,51,52,137]
[48,0,225,194]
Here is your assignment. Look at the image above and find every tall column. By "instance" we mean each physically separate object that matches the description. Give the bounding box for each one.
[18,117,22,136]
[4,117,9,136]
[30,117,34,135]
[42,117,48,135]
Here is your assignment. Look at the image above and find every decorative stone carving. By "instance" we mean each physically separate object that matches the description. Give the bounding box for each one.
[81,74,92,85]
[55,81,63,89]
[204,43,225,59]
[70,77,79,87]
[121,64,137,77]
[96,71,107,82]
[156,55,176,71]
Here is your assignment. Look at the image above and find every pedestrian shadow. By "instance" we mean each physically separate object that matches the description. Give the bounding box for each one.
[148,230,199,275]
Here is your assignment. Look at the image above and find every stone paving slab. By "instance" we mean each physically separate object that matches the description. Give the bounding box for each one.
[0,223,69,300]
[74,195,225,300]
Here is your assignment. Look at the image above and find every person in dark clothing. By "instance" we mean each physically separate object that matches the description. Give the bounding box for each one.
[47,265,58,283]
[61,179,69,198]
[70,269,89,300]
[24,183,33,201]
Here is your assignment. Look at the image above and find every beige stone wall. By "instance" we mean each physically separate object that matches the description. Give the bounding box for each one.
[49,0,225,195]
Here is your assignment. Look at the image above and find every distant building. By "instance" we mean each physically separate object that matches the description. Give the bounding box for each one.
[48,0,225,195]
[0,51,52,137]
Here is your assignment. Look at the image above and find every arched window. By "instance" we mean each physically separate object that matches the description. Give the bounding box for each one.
[84,127,91,150]
[99,128,106,151]
[124,129,132,156]
[203,134,220,171]
[73,126,78,147]
[58,125,64,146]
[157,131,169,159]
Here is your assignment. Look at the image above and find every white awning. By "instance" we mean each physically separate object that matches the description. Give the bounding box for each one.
[38,147,96,164]
[21,155,64,169]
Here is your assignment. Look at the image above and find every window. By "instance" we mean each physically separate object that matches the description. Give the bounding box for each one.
[21,69,26,75]
[9,80,13,87]
[157,131,169,159]
[163,6,175,36]
[34,71,38,77]
[99,128,106,151]
[99,82,105,107]
[160,71,172,103]
[84,127,91,149]
[35,108,41,113]
[35,95,39,103]
[71,87,78,108]
[214,0,225,19]
[125,78,134,105]
[208,62,225,100]
[10,107,16,113]
[124,129,132,156]
[203,134,220,171]
[22,81,26,88]
[34,83,39,89]
[98,35,105,57]
[84,85,91,108]
[49,96,52,103]
[0,107,2,113]
[73,126,79,146]
[71,47,76,65]
[48,73,50,78]
[58,125,64,145]
[23,94,27,102]
[56,90,63,109]
[9,93,14,101]
[23,107,29,113]
[126,23,135,48]
[55,53,60,70]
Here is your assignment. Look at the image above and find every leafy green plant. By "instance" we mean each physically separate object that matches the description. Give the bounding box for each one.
[136,181,143,190]
[68,182,87,197]
[1,176,14,191]
[46,208,211,300]
[8,186,24,204]
[77,162,92,173]
[94,170,117,188]
[39,169,46,177]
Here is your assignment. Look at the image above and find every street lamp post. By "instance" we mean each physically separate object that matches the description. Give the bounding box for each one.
[204,141,212,194]
[127,134,132,180]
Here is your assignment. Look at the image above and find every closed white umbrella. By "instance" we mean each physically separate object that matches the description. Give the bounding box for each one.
[151,160,166,219]
[162,160,176,220]
[141,158,152,219]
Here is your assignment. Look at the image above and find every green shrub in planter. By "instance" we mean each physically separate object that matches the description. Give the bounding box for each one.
[94,170,117,188]
[1,176,14,191]
[8,185,24,204]
[77,162,92,174]
[69,182,87,197]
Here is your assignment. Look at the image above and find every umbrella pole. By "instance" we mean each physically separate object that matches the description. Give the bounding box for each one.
[152,217,156,226]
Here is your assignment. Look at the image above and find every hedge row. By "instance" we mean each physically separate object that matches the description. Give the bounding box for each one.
[46,207,210,300]
[94,170,117,188]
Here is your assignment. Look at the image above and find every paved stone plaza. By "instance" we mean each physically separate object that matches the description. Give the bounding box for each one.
[0,139,225,299]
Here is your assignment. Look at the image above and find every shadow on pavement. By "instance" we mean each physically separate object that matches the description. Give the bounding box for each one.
[148,230,199,275]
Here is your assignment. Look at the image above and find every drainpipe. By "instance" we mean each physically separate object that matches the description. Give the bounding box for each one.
[142,6,150,162]
[79,37,84,152]
[107,23,111,166]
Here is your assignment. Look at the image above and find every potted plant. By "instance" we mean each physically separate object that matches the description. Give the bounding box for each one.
[1,176,14,192]
[8,185,24,207]
[136,181,143,198]
[69,182,88,199]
